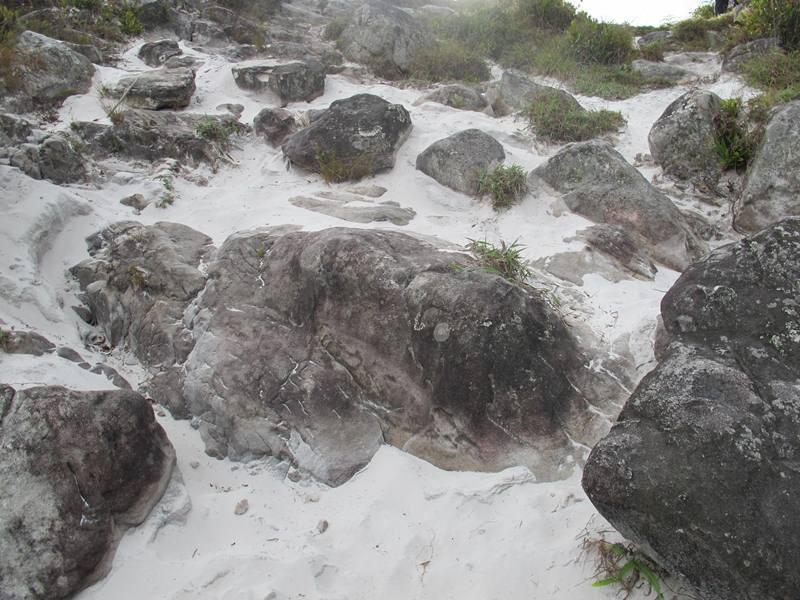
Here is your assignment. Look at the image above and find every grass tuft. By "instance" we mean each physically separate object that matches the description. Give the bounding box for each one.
[316,148,376,183]
[196,117,237,146]
[566,14,634,65]
[713,97,759,171]
[477,164,528,210]
[586,539,665,600]
[466,239,531,284]
[522,88,626,142]
[408,39,490,82]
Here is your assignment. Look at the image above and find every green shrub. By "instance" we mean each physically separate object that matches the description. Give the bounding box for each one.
[639,40,665,61]
[515,0,576,32]
[466,239,531,284]
[477,164,528,209]
[0,7,17,43]
[741,0,800,51]
[66,0,102,10]
[740,50,800,107]
[323,16,348,41]
[567,14,634,65]
[409,39,490,82]
[117,4,143,36]
[316,148,376,183]
[522,88,626,142]
[693,2,716,19]
[196,117,237,145]
[713,98,757,170]
[429,5,528,61]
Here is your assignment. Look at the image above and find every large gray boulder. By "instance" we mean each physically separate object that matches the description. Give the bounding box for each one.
[7,31,95,107]
[71,110,242,166]
[415,129,506,195]
[72,224,619,486]
[418,84,488,112]
[648,89,724,189]
[485,70,579,117]
[734,101,800,232]
[338,0,428,75]
[722,37,780,73]
[0,385,174,600]
[138,40,182,67]
[110,68,196,110]
[232,60,325,106]
[8,135,86,184]
[282,94,412,180]
[530,140,706,271]
[583,218,800,600]
[631,59,691,83]
[253,107,297,146]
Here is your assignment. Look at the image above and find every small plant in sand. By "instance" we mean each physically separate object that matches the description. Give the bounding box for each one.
[522,88,626,142]
[713,97,761,171]
[196,117,237,146]
[466,239,531,284]
[584,538,665,600]
[477,164,528,210]
[316,148,376,183]
[156,174,176,208]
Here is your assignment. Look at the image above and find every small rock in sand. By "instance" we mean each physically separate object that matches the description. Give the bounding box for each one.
[234,499,249,515]
[317,520,329,534]
[190,460,200,469]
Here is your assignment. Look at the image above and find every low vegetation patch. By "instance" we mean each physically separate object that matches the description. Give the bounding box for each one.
[741,0,800,51]
[566,14,633,65]
[196,117,237,146]
[323,16,348,41]
[477,164,528,210]
[740,50,800,109]
[639,40,665,62]
[522,89,626,142]
[316,148,376,183]
[466,239,531,284]
[0,327,9,352]
[713,97,760,171]
[585,539,665,600]
[408,39,490,82]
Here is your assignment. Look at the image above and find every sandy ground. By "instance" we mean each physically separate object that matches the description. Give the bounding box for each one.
[0,35,756,600]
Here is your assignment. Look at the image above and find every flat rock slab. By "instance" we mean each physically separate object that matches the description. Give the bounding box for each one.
[111,67,196,110]
[289,190,415,225]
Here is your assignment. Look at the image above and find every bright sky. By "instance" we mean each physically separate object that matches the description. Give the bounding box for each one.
[572,0,705,25]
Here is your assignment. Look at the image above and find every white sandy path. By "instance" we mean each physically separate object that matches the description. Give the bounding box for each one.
[0,38,756,600]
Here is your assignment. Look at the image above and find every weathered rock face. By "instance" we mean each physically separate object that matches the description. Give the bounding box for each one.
[111,68,196,110]
[338,0,428,75]
[577,225,658,281]
[8,135,86,184]
[72,224,617,486]
[734,101,800,233]
[583,218,800,600]
[415,129,506,195]
[71,110,241,165]
[486,69,560,117]
[138,40,183,67]
[722,37,780,72]
[282,93,412,180]
[0,385,175,600]
[530,140,706,271]
[289,191,416,225]
[648,89,724,189]
[418,84,488,112]
[70,221,212,370]
[253,107,297,146]
[268,60,326,106]
[9,31,95,108]
[183,227,588,484]
[631,59,691,83]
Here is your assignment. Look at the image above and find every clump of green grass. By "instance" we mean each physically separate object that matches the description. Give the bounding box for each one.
[639,40,665,62]
[741,0,800,51]
[586,539,665,600]
[516,0,575,32]
[713,97,760,171]
[668,12,736,50]
[466,239,531,283]
[566,14,634,65]
[409,39,490,82]
[196,117,237,145]
[117,3,143,36]
[323,16,348,41]
[156,174,175,208]
[477,164,528,210]
[522,88,626,142]
[316,148,376,183]
[693,2,716,19]
[740,50,800,109]
[0,7,18,43]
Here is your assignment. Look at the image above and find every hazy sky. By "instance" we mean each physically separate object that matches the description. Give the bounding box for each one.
[574,0,704,25]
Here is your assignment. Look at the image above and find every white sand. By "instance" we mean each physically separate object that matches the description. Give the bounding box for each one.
[0,40,754,600]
